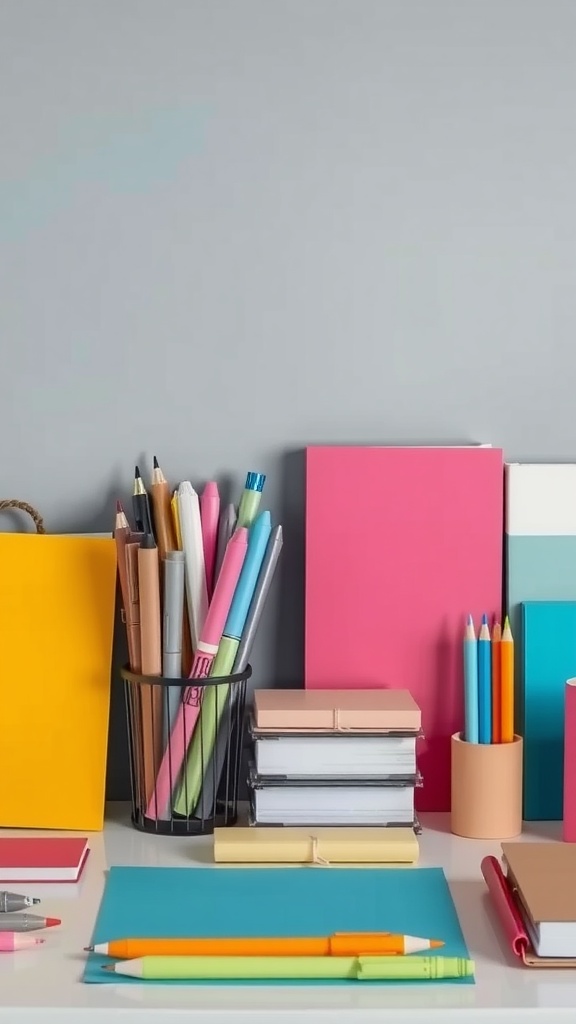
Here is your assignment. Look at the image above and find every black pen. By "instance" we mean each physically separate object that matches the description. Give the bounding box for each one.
[132,465,154,538]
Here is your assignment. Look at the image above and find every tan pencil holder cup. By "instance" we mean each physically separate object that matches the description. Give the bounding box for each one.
[451,732,523,839]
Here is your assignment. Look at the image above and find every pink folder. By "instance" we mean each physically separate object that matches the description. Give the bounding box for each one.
[563,679,576,841]
[305,445,504,811]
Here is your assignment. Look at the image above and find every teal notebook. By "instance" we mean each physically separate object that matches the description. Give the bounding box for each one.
[83,866,471,986]
[522,600,576,820]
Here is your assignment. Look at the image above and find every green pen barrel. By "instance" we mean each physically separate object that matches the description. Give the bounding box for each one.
[118,954,475,981]
[139,955,359,980]
[358,956,475,981]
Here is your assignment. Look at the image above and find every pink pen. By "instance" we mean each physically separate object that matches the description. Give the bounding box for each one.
[200,481,220,600]
[146,527,248,821]
[0,933,45,952]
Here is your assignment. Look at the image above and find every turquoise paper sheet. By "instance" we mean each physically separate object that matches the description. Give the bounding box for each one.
[83,865,472,986]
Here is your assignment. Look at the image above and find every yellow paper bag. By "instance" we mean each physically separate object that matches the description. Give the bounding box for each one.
[0,501,116,829]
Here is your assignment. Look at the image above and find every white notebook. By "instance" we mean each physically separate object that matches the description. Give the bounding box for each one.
[254,734,417,778]
[250,784,415,826]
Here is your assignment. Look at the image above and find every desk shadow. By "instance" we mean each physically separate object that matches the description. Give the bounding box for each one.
[449,879,516,967]
[273,449,305,687]
[521,821,562,841]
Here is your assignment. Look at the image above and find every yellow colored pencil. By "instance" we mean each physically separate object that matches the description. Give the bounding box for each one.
[171,490,183,549]
[491,622,502,743]
[501,616,514,742]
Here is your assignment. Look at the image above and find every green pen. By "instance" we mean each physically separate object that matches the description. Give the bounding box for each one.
[103,954,475,981]
[173,511,273,816]
[236,472,266,528]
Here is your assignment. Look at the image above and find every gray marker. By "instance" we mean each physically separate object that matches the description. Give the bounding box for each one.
[0,914,60,932]
[162,551,185,748]
[195,525,283,819]
[0,891,40,913]
[214,504,237,583]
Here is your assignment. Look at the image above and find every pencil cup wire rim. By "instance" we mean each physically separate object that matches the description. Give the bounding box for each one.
[120,664,252,687]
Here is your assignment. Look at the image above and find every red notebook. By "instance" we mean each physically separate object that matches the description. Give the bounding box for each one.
[305,445,504,811]
[0,838,89,882]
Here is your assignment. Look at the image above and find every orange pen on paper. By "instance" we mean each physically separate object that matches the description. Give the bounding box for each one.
[86,932,444,960]
[501,616,514,742]
[491,621,502,743]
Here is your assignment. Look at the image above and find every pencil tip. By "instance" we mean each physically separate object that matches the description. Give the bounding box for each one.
[83,946,94,952]
[134,465,140,478]
[115,500,123,514]
[467,613,473,626]
[31,898,41,905]
[481,612,488,625]
[101,964,114,971]
[153,455,159,469]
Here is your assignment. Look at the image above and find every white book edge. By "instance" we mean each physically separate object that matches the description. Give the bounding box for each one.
[506,463,576,536]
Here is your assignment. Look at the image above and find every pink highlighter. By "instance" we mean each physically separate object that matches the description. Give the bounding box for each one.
[146,527,248,821]
[0,933,45,952]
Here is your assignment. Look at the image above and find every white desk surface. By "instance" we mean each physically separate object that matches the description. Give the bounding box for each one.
[0,804,573,1024]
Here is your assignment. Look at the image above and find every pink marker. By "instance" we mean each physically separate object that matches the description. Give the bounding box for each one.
[200,481,220,600]
[0,933,45,952]
[146,527,248,821]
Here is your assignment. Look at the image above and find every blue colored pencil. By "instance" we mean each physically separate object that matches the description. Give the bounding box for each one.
[463,615,479,743]
[478,614,492,743]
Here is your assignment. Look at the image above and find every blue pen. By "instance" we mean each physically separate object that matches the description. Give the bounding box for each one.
[478,613,492,743]
[219,510,273,651]
[237,472,266,528]
[463,615,479,743]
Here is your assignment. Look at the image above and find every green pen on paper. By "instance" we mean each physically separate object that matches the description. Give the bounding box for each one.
[173,511,273,816]
[103,954,475,981]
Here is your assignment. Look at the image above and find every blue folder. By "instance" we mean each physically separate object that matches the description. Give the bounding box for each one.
[522,600,576,820]
[84,865,471,986]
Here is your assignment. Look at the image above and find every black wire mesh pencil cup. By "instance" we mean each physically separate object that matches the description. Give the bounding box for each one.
[121,665,251,836]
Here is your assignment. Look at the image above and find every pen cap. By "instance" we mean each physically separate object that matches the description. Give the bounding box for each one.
[451,732,523,839]
[163,552,185,656]
[244,472,266,493]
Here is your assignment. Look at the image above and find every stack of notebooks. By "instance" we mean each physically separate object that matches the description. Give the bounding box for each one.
[247,689,422,829]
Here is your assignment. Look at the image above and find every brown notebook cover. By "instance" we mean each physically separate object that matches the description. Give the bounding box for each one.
[482,844,576,967]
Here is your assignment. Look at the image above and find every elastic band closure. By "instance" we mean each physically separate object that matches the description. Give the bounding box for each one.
[309,836,329,866]
[333,708,351,732]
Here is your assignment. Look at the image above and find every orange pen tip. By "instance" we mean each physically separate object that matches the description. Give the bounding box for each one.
[431,939,444,948]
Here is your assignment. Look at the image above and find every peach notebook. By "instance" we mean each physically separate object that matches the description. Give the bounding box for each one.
[305,445,504,811]
[253,688,421,732]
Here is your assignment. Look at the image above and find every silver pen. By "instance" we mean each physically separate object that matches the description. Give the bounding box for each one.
[0,891,40,913]
[195,525,283,819]
[214,503,237,582]
[0,913,60,932]
[162,551,185,748]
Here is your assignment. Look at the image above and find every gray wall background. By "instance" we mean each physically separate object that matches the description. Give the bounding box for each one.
[1,0,575,798]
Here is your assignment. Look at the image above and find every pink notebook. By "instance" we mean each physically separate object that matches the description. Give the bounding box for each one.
[305,445,503,811]
[564,679,576,841]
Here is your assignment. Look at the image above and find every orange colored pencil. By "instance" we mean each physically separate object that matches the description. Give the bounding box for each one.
[86,932,444,959]
[501,616,515,742]
[491,621,502,743]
